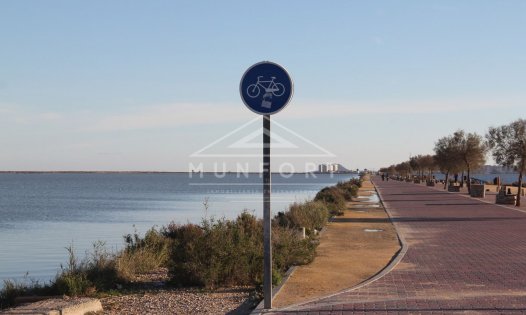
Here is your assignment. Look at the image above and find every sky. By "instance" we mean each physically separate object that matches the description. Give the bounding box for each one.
[0,1,525,171]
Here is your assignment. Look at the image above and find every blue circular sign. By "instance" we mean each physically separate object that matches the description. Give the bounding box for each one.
[240,61,293,115]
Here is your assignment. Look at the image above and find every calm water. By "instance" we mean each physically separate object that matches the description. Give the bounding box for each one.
[0,172,356,285]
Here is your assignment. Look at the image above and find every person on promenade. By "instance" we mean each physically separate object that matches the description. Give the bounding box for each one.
[381,173,385,181]
[385,173,389,181]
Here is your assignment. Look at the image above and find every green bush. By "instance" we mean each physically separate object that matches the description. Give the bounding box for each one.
[53,242,122,295]
[0,280,24,309]
[117,228,171,280]
[1,243,122,309]
[314,187,346,216]
[165,211,316,288]
[336,181,360,201]
[166,212,264,288]
[275,201,329,235]
[0,277,54,309]
[272,225,316,273]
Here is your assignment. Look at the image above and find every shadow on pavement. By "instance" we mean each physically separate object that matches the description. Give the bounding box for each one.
[332,216,523,223]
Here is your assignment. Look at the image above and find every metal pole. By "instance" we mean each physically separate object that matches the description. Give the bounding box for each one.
[263,114,272,309]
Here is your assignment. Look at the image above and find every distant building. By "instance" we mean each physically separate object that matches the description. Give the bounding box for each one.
[318,163,341,173]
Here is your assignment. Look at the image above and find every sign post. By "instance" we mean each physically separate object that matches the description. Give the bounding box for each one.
[240,61,293,309]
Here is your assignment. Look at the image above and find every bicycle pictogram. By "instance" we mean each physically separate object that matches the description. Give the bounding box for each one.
[240,61,292,115]
[246,76,285,98]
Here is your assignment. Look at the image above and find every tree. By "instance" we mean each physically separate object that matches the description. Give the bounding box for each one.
[409,155,423,179]
[486,119,526,206]
[410,155,436,180]
[448,130,486,193]
[395,161,412,178]
[419,155,436,178]
[434,134,463,189]
[387,165,396,176]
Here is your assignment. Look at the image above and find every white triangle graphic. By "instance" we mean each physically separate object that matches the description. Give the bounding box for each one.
[228,128,298,149]
[190,117,335,157]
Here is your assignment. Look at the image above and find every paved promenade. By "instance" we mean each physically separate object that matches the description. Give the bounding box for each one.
[269,177,526,314]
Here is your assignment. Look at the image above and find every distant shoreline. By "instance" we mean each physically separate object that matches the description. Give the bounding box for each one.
[0,171,358,174]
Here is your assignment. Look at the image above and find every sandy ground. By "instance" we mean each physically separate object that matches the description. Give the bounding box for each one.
[271,179,401,308]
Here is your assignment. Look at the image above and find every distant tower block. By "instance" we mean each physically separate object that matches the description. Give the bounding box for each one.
[319,163,341,173]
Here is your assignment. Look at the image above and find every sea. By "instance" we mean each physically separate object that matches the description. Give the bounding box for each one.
[0,172,356,286]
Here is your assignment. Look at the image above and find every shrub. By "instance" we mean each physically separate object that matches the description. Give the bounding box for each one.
[166,212,264,288]
[164,223,206,286]
[117,228,171,280]
[314,187,346,216]
[336,181,360,201]
[276,201,329,235]
[0,280,24,309]
[165,211,316,288]
[272,225,316,274]
[54,242,122,295]
[0,277,54,309]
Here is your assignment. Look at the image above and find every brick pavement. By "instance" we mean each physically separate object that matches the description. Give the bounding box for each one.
[266,177,526,314]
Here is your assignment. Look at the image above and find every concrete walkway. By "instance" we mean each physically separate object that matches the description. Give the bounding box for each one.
[267,177,526,314]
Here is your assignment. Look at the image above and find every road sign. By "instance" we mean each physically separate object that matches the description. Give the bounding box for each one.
[240,61,293,115]
[239,61,293,310]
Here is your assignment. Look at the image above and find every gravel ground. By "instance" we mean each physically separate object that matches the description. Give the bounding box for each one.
[100,287,255,315]
[98,269,257,314]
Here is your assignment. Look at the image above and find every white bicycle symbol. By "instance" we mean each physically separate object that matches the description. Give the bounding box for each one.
[246,76,285,98]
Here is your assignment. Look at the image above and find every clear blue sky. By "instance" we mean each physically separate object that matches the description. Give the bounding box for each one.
[1,1,525,171]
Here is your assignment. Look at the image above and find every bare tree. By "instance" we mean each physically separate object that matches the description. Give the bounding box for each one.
[486,119,526,206]
[434,134,463,189]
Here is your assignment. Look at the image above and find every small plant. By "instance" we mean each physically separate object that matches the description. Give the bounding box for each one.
[118,228,171,280]
[0,276,53,309]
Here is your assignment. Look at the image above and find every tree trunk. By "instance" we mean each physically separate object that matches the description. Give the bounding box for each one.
[467,166,471,194]
[517,171,523,207]
[517,158,524,207]
[444,171,449,190]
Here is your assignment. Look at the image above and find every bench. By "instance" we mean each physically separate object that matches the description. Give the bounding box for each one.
[470,184,485,198]
[448,185,461,192]
[496,186,517,205]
